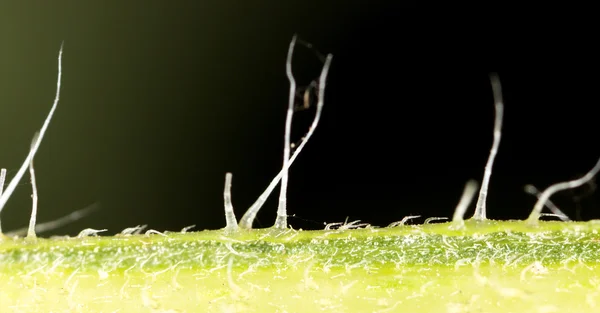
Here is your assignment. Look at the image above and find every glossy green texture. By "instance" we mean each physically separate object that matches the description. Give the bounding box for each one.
[2,220,600,312]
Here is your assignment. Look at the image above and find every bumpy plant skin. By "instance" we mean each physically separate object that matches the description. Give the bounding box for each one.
[2,220,600,312]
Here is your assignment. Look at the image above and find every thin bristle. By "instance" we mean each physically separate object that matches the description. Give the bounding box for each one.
[223,173,238,231]
[0,169,6,197]
[120,225,147,236]
[27,132,41,239]
[238,51,333,229]
[424,217,448,224]
[452,180,479,226]
[527,157,600,224]
[0,43,63,222]
[524,184,570,221]
[77,228,107,238]
[388,215,421,227]
[472,73,503,221]
[0,168,6,233]
[6,203,99,237]
[274,35,298,229]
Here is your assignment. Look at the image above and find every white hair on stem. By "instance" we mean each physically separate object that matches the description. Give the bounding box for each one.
[424,217,448,224]
[0,43,63,230]
[6,203,99,237]
[0,169,6,197]
[238,52,333,229]
[120,224,147,236]
[472,73,504,221]
[388,215,421,227]
[0,168,6,233]
[180,225,196,233]
[223,172,238,232]
[524,184,570,221]
[77,228,107,238]
[274,35,298,229]
[27,132,41,239]
[452,180,479,227]
[527,157,600,224]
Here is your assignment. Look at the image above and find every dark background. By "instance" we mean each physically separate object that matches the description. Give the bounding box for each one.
[0,2,598,235]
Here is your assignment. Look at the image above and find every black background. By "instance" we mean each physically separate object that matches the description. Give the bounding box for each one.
[0,2,598,235]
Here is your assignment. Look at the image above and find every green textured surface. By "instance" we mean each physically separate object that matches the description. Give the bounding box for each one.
[2,220,600,312]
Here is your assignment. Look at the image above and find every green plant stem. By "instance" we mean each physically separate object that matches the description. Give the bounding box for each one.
[2,220,600,312]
